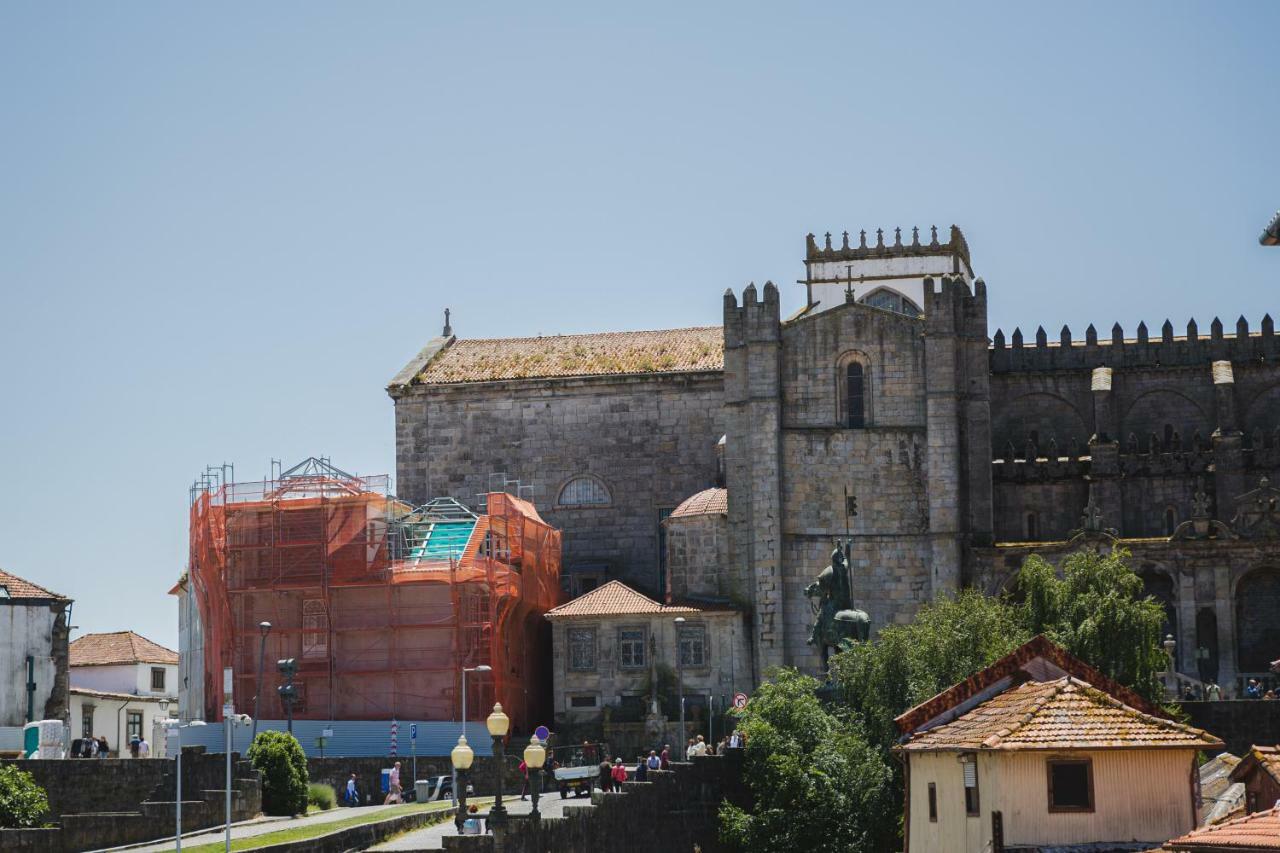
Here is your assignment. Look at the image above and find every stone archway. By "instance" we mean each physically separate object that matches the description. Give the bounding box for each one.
[1236,568,1280,673]
[1140,570,1178,647]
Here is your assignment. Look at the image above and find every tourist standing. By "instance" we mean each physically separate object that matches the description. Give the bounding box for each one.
[137,736,150,758]
[660,744,670,769]
[611,758,627,788]
[646,750,660,772]
[635,755,648,782]
[598,758,613,792]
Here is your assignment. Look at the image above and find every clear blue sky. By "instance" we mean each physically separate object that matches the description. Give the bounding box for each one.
[1,3,1276,649]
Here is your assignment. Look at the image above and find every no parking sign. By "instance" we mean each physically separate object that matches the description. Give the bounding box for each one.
[732,692,749,710]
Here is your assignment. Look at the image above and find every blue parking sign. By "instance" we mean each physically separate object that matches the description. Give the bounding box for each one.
[410,723,417,740]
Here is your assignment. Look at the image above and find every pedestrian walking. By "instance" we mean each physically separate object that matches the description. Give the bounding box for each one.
[345,773,359,806]
[660,744,670,769]
[137,736,150,758]
[611,758,627,788]
[519,758,529,800]
[129,738,140,759]
[97,736,109,757]
[384,761,403,804]
[598,758,613,793]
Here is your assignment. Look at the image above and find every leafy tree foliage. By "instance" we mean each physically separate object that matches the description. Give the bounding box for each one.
[719,669,898,853]
[724,549,1171,852]
[1016,549,1168,704]
[248,730,309,816]
[0,764,50,828]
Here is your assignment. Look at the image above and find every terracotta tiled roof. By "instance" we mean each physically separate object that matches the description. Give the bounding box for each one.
[414,327,723,384]
[70,631,178,667]
[669,488,728,518]
[1230,745,1280,787]
[894,634,1169,735]
[546,580,701,618]
[0,567,66,600]
[1160,805,1280,850]
[900,677,1222,752]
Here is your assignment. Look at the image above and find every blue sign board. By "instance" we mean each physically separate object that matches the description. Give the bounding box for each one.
[410,723,417,741]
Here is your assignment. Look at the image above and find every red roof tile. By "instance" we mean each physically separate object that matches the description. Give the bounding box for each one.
[894,634,1169,735]
[669,488,728,518]
[546,580,701,618]
[900,677,1222,752]
[70,631,178,666]
[0,567,66,600]
[1160,805,1280,850]
[415,327,723,384]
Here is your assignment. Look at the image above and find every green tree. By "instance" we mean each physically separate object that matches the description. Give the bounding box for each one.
[1015,549,1168,704]
[0,764,50,828]
[720,669,898,853]
[247,730,309,816]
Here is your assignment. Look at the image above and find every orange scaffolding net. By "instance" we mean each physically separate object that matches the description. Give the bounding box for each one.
[188,458,561,733]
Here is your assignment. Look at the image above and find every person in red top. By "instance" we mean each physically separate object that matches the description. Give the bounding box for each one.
[660,744,670,770]
[610,758,627,787]
[518,759,529,800]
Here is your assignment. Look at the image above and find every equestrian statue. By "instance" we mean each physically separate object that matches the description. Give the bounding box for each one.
[805,540,871,670]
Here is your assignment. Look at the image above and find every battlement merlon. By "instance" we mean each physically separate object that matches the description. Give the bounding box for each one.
[989,313,1279,373]
[723,281,781,350]
[803,225,974,315]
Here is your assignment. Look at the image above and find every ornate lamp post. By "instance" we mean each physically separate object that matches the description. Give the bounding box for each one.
[523,734,546,818]
[486,703,510,825]
[450,735,474,834]
[674,617,687,757]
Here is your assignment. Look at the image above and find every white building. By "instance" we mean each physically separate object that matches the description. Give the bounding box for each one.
[0,567,71,731]
[69,631,178,756]
[169,575,204,723]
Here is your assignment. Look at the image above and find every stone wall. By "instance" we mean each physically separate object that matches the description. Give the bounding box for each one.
[0,748,260,852]
[442,751,749,853]
[664,511,729,601]
[1180,700,1280,757]
[392,372,724,598]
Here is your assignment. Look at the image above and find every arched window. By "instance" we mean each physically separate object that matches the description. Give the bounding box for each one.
[846,363,865,428]
[859,287,923,316]
[558,476,611,508]
[1164,507,1177,537]
[1024,512,1039,541]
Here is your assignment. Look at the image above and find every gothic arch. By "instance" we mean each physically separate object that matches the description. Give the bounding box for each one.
[993,392,1089,455]
[1244,382,1280,434]
[1235,567,1280,673]
[1121,389,1211,447]
[1138,566,1178,647]
[858,285,922,316]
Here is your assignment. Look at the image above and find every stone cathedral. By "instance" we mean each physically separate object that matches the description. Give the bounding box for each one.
[388,226,1280,693]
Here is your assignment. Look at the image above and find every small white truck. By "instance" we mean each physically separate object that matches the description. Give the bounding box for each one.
[550,742,608,798]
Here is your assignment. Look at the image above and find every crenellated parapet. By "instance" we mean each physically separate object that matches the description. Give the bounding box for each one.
[723,281,781,351]
[805,224,971,268]
[990,314,1279,372]
[924,275,988,339]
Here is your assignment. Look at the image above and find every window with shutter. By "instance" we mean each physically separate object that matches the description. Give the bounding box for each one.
[961,754,980,816]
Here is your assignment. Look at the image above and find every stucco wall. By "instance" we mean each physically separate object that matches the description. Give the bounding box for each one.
[0,602,65,727]
[71,662,178,697]
[906,748,1197,852]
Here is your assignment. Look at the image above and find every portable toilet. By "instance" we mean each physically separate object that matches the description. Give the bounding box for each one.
[381,768,393,794]
[23,720,65,759]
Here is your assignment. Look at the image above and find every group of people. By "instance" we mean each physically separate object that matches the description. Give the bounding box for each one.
[1244,679,1279,700]
[593,730,748,792]
[71,736,111,758]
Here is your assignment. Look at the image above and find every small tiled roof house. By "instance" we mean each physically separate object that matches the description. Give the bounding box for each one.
[1228,746,1280,815]
[0,567,72,728]
[1155,804,1280,851]
[895,636,1224,852]
[544,580,750,756]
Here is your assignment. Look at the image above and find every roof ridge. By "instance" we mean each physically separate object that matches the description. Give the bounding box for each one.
[454,326,723,345]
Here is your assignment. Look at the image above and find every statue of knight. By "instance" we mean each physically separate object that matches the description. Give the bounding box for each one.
[805,540,871,671]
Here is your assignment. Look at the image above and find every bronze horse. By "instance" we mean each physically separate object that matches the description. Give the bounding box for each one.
[805,541,871,670]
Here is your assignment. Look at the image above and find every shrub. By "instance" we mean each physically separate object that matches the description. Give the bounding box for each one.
[247,730,309,816]
[0,765,50,828]
[307,782,336,811]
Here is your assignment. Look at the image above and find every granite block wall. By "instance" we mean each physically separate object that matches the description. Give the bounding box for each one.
[393,373,724,598]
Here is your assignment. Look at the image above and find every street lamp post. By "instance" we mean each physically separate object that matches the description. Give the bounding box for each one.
[455,665,491,807]
[486,703,510,827]
[674,616,687,758]
[450,734,474,834]
[253,622,271,742]
[165,717,205,853]
[524,734,546,819]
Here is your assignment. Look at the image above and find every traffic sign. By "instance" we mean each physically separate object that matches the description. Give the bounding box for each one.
[733,692,749,710]
[410,723,417,741]
[534,725,550,741]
